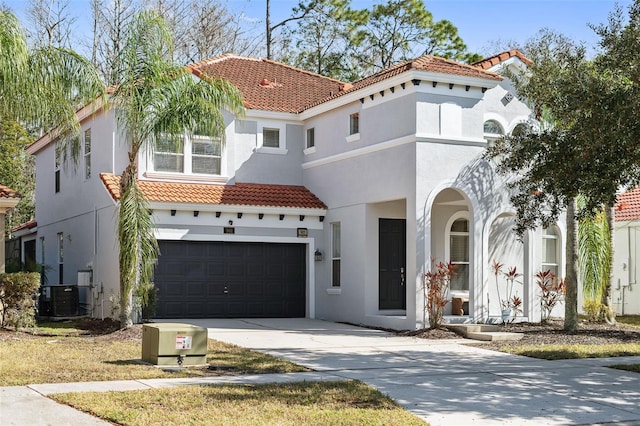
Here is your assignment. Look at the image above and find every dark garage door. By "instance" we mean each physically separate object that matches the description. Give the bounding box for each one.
[154,241,306,318]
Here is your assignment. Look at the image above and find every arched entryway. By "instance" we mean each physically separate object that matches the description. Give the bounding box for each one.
[430,188,472,316]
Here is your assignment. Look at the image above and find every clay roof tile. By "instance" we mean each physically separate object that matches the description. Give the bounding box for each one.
[100,173,327,209]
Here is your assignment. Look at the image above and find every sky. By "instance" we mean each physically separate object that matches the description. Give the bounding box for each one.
[3,0,633,57]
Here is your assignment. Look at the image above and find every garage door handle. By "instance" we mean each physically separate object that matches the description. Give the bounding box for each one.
[223,286,229,294]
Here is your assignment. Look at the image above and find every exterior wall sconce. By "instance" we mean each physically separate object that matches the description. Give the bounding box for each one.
[170,210,176,216]
[297,228,308,237]
[314,249,323,261]
[228,220,233,226]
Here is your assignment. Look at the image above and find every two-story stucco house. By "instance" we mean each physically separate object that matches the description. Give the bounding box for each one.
[24,50,566,329]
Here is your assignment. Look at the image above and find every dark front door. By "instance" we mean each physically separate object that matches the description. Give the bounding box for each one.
[379,218,406,310]
[154,241,306,318]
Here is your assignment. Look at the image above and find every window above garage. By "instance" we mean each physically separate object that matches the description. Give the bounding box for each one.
[151,131,223,177]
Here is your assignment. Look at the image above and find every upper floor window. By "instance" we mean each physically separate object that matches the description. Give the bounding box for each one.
[484,119,504,145]
[155,135,184,173]
[83,128,92,179]
[263,128,280,148]
[153,132,222,175]
[511,123,528,137]
[349,113,359,135]
[484,120,504,136]
[55,143,61,193]
[306,128,315,149]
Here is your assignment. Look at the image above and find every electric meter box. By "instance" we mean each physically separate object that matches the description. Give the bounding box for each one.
[142,323,207,366]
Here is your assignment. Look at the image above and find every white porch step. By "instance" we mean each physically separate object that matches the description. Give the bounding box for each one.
[465,331,524,342]
[446,324,523,342]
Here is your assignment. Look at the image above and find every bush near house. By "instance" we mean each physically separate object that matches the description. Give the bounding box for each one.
[0,272,39,328]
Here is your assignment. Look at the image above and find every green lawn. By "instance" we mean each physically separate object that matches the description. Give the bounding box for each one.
[493,342,640,360]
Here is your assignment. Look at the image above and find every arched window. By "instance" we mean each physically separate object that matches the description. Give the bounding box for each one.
[484,120,504,136]
[542,226,560,277]
[484,120,504,145]
[448,217,469,292]
[511,123,528,136]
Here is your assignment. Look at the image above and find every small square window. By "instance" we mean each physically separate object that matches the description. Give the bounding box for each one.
[306,128,315,149]
[263,128,280,148]
[349,113,359,135]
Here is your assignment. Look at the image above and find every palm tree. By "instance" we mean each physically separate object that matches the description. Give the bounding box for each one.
[578,196,615,323]
[110,11,244,327]
[0,10,104,154]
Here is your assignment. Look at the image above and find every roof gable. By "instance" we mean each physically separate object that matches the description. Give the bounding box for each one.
[473,49,532,70]
[100,173,327,210]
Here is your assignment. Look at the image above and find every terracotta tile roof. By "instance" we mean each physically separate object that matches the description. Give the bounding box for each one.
[615,187,640,222]
[472,49,532,70]
[100,173,327,209]
[305,55,503,109]
[0,184,19,199]
[188,54,348,113]
[12,220,37,233]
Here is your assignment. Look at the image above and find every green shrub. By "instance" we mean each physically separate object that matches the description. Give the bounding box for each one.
[0,272,40,328]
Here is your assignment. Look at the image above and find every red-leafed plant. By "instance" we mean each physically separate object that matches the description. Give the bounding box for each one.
[424,260,456,329]
[536,269,565,322]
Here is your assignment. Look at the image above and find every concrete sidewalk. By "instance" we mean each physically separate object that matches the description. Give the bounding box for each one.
[2,318,640,425]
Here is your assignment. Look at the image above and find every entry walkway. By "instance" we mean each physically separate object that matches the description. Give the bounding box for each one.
[2,318,640,425]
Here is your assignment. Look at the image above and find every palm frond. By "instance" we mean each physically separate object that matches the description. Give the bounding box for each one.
[577,196,612,301]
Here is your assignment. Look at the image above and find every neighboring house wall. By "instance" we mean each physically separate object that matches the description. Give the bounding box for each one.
[612,222,640,315]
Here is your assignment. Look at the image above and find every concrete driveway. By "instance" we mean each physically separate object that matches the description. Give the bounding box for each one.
[173,318,640,425]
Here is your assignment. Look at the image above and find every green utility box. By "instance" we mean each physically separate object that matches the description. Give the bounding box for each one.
[142,323,207,366]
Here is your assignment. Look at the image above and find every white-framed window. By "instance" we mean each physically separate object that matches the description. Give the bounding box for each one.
[54,142,61,193]
[263,128,280,148]
[306,128,315,149]
[446,213,470,292]
[191,134,222,175]
[257,121,287,154]
[153,132,222,175]
[483,119,504,145]
[349,113,359,135]
[332,222,341,287]
[542,226,560,277]
[57,232,64,284]
[83,128,92,179]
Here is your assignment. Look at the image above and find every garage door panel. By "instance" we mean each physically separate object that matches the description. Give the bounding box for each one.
[155,241,305,318]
